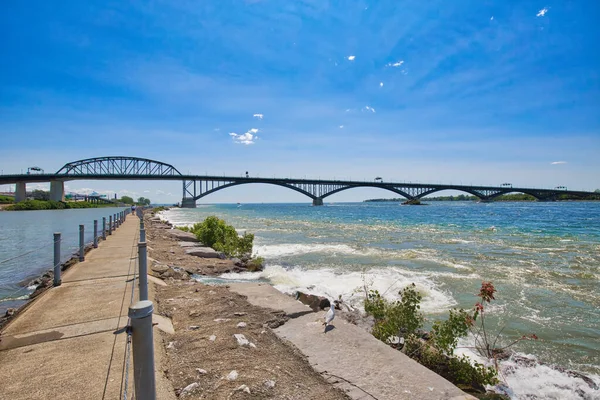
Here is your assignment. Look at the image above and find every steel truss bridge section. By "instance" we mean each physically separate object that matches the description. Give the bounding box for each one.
[56,156,181,176]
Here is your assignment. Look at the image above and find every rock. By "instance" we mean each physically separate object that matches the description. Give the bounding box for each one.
[235,384,251,394]
[196,368,207,375]
[227,370,239,381]
[178,241,200,248]
[185,247,221,259]
[264,380,276,389]
[168,230,199,242]
[4,308,16,317]
[209,335,216,341]
[189,325,200,330]
[179,382,200,396]
[151,264,169,274]
[233,333,256,348]
[167,341,176,349]
[295,292,331,311]
[214,318,230,322]
[236,322,247,328]
[231,258,242,266]
[234,312,247,316]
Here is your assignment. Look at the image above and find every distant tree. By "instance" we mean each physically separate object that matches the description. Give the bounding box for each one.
[32,189,50,201]
[121,195,134,204]
[137,197,151,205]
[595,189,600,193]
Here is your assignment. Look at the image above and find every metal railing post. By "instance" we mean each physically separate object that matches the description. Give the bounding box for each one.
[129,300,156,400]
[93,220,98,248]
[102,217,106,240]
[79,224,85,262]
[108,215,113,235]
[53,233,61,286]
[138,241,148,301]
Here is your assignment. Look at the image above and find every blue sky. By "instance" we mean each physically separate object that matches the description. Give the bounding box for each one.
[1,1,599,203]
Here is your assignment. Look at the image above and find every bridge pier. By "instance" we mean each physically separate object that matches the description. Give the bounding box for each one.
[181,198,196,208]
[312,198,324,206]
[50,180,65,202]
[15,182,26,202]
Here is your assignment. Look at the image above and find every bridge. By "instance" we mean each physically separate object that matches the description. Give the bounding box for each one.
[1,156,596,206]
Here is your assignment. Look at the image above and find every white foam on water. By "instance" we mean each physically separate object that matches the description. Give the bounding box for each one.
[455,339,600,399]
[252,242,435,260]
[253,243,369,258]
[499,356,600,400]
[219,264,456,313]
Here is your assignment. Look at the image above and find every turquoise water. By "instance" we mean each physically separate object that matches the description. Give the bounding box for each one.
[0,207,128,310]
[163,201,600,399]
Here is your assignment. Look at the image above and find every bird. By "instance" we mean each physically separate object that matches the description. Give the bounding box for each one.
[323,301,335,333]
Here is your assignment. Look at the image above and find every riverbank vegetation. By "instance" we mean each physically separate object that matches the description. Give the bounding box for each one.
[363,281,535,397]
[0,195,14,204]
[178,216,264,270]
[6,200,104,211]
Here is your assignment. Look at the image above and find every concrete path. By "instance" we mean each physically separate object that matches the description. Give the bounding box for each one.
[0,215,175,400]
[230,283,475,400]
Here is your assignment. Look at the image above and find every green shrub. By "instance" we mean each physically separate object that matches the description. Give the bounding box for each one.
[363,281,499,391]
[185,216,255,258]
[366,283,424,342]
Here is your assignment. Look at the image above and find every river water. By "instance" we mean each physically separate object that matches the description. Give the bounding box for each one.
[0,207,128,311]
[161,201,600,400]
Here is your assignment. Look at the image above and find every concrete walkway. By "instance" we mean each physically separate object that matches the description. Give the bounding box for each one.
[229,283,475,400]
[0,215,174,400]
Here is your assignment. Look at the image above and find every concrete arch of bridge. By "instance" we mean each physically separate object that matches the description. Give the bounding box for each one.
[320,185,413,201]
[191,182,318,203]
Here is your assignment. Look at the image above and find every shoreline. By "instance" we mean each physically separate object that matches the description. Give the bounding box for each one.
[156,206,600,399]
[143,210,477,399]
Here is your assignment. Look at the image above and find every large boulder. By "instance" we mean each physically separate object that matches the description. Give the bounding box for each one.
[295,292,330,312]
[186,247,222,259]
[168,230,199,242]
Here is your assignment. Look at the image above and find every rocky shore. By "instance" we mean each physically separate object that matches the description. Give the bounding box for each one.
[144,212,353,399]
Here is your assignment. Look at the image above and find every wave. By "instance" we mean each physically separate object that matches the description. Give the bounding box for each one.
[455,342,600,400]
[219,264,457,313]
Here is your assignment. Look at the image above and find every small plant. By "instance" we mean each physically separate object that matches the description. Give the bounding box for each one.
[182,216,257,258]
[362,280,502,392]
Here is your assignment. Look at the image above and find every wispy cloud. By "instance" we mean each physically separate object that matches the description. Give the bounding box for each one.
[386,60,404,67]
[363,106,376,113]
[551,161,567,165]
[536,8,548,17]
[490,16,494,21]
[339,125,344,129]
[379,82,384,87]
[253,113,263,119]
[230,128,258,145]
[347,55,356,61]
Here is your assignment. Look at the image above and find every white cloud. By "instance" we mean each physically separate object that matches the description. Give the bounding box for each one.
[253,113,263,119]
[379,82,384,87]
[490,16,494,21]
[551,161,567,165]
[230,128,259,145]
[347,55,356,61]
[143,190,150,193]
[386,60,404,67]
[363,106,376,113]
[339,125,344,129]
[537,7,548,17]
